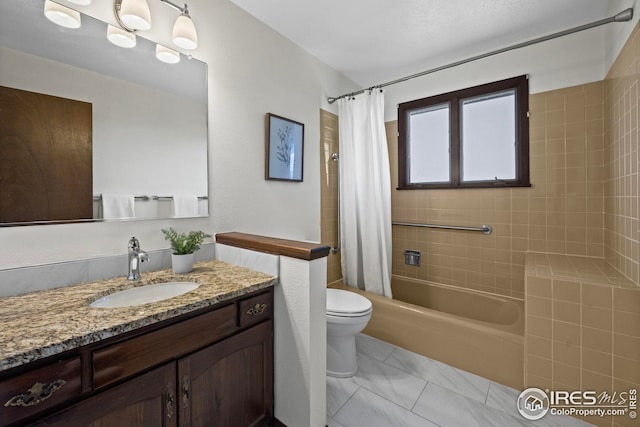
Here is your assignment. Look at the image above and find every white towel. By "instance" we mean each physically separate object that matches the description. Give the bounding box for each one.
[172,194,199,217]
[101,194,135,219]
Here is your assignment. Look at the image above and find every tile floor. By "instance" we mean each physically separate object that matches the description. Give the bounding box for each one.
[327,334,595,427]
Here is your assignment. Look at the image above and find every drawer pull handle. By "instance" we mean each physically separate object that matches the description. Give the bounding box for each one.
[4,380,66,407]
[247,303,267,316]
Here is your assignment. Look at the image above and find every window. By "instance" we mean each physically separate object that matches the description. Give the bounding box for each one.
[397,75,530,189]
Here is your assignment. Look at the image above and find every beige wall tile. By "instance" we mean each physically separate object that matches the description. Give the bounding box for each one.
[613,356,640,383]
[582,283,613,308]
[613,310,640,337]
[527,335,552,359]
[553,300,581,324]
[528,315,552,339]
[613,288,640,313]
[553,361,581,389]
[528,296,552,317]
[553,340,580,366]
[582,369,613,394]
[583,326,613,353]
[554,321,581,346]
[583,305,613,331]
[527,354,553,379]
[553,279,581,302]
[613,333,640,361]
[527,277,552,298]
[582,347,613,376]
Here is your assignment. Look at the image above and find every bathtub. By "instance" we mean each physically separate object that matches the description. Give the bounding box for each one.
[332,275,524,389]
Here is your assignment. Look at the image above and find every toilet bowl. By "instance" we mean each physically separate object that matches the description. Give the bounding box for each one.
[326,288,373,377]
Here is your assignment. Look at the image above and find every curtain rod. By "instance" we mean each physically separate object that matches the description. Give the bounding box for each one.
[327,8,633,104]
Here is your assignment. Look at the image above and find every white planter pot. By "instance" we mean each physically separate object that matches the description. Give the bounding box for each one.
[171,253,194,274]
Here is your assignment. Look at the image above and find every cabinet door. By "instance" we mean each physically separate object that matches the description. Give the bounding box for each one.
[178,320,273,427]
[31,363,177,427]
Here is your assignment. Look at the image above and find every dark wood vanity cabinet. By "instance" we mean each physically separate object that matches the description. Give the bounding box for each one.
[1,288,274,427]
[178,321,273,427]
[32,363,178,427]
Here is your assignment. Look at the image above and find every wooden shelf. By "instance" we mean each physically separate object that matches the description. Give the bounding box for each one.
[215,232,331,261]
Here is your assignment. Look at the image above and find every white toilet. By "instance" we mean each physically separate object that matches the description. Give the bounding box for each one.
[326,288,373,377]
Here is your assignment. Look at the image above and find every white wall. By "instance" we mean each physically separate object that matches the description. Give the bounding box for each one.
[0,0,357,270]
[605,0,639,72]
[382,25,614,121]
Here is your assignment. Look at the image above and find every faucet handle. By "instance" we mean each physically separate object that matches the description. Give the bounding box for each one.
[128,237,140,251]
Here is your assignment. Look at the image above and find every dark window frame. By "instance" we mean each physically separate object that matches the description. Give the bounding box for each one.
[397,75,531,190]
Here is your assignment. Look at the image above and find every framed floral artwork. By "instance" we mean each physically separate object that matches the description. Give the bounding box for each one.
[266,113,304,182]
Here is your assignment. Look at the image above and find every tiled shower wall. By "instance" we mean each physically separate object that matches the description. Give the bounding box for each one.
[320,33,639,296]
[388,82,606,299]
[604,24,640,286]
[320,110,342,284]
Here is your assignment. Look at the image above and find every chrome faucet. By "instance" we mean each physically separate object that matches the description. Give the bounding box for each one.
[127,237,149,280]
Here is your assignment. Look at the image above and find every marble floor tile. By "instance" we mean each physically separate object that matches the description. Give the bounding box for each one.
[334,388,438,427]
[327,375,360,417]
[356,333,397,361]
[484,381,521,417]
[327,334,598,427]
[352,352,427,410]
[413,382,533,427]
[530,413,596,427]
[385,346,492,403]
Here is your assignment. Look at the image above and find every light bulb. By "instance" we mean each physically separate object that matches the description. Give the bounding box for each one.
[172,13,198,50]
[44,0,81,29]
[156,44,180,64]
[107,25,136,48]
[119,0,151,31]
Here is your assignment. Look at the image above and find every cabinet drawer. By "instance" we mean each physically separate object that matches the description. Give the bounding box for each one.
[238,291,273,327]
[93,303,237,389]
[0,357,81,426]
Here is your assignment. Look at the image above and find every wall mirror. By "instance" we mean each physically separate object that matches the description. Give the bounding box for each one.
[0,0,208,226]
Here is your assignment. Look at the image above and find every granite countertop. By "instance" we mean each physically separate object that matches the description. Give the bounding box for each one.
[0,260,277,372]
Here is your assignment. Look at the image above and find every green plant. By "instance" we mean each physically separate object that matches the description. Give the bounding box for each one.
[162,227,212,255]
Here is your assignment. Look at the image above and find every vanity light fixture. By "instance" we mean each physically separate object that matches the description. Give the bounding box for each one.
[155,44,180,63]
[112,0,198,53]
[44,0,81,29]
[162,0,198,50]
[107,24,136,48]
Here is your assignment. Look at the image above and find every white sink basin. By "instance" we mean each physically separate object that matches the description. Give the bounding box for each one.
[90,282,200,308]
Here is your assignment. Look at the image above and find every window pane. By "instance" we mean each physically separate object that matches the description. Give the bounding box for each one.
[408,103,450,183]
[461,90,516,182]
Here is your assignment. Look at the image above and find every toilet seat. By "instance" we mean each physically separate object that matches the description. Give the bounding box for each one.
[327,289,372,317]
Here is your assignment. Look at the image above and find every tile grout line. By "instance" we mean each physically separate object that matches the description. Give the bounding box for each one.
[329,383,362,421]
[410,380,430,413]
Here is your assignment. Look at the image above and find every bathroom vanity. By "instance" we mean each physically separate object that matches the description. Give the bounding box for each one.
[0,260,277,427]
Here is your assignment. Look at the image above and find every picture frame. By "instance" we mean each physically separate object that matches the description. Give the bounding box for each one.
[265,113,304,182]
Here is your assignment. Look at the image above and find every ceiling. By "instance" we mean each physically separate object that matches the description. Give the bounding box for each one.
[229,0,616,87]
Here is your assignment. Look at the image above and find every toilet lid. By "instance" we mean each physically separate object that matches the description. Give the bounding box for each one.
[327,289,372,316]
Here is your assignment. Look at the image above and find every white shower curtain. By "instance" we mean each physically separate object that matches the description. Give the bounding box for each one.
[337,90,392,297]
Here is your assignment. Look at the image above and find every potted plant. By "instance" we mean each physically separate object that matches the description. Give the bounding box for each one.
[162,227,212,274]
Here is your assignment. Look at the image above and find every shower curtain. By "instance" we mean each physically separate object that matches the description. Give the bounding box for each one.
[337,90,392,298]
